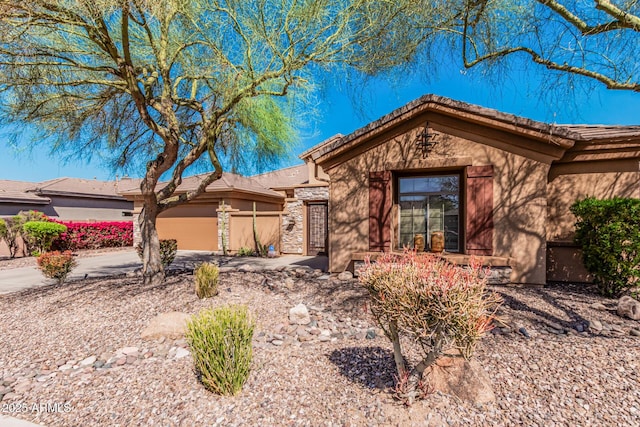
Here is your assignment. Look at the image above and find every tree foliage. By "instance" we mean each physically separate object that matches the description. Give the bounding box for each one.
[452,0,640,92]
[0,0,438,284]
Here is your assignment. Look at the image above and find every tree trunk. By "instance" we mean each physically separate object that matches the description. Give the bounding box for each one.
[389,321,406,376]
[139,203,165,286]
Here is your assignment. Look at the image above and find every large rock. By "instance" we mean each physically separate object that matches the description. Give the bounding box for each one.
[338,271,354,281]
[617,296,640,320]
[141,312,191,340]
[289,304,311,325]
[425,356,496,406]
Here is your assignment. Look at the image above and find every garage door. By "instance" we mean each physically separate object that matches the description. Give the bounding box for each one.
[156,203,218,251]
[156,217,218,251]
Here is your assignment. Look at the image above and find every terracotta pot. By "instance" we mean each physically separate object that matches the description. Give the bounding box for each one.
[431,231,445,253]
[414,234,425,252]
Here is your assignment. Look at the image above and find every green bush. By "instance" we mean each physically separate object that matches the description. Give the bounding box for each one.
[22,221,67,256]
[37,251,77,285]
[13,210,49,256]
[186,305,255,396]
[136,239,178,267]
[571,197,640,297]
[237,246,255,256]
[359,250,501,404]
[195,262,220,299]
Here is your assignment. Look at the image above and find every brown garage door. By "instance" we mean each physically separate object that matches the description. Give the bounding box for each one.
[156,217,218,251]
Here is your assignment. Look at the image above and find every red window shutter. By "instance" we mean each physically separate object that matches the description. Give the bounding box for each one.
[369,171,392,252]
[466,166,494,256]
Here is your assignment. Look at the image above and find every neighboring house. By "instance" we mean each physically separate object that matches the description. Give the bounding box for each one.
[118,164,329,255]
[303,94,640,285]
[0,178,133,220]
[0,177,133,256]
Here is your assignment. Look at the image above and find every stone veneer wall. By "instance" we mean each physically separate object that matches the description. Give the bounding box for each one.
[281,186,329,254]
[217,208,230,254]
[133,213,141,246]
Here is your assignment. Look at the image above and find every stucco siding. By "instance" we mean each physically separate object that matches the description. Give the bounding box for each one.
[326,121,550,284]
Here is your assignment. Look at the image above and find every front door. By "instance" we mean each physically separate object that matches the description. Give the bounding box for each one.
[307,202,328,255]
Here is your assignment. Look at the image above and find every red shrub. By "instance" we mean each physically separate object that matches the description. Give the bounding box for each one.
[37,251,77,285]
[53,221,133,250]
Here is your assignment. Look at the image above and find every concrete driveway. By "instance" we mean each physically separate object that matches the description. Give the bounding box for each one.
[0,250,328,295]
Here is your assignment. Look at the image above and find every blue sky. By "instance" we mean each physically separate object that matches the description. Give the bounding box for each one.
[2,65,640,182]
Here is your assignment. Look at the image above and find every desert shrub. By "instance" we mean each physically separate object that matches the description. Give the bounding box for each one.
[186,305,255,396]
[13,210,49,255]
[53,221,133,250]
[136,239,178,267]
[22,221,67,256]
[195,262,220,299]
[237,246,255,256]
[0,218,22,258]
[571,197,640,297]
[359,250,501,404]
[36,251,77,285]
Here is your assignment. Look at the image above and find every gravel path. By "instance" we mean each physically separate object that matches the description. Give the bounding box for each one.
[1,267,639,426]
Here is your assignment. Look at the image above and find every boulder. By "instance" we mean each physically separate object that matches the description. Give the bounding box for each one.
[289,304,311,325]
[425,356,496,406]
[338,271,354,281]
[141,312,191,340]
[617,296,640,320]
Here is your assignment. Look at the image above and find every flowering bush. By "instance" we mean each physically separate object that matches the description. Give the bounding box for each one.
[37,251,77,285]
[359,250,502,404]
[53,221,133,250]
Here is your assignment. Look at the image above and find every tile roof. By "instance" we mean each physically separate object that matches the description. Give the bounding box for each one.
[251,164,309,189]
[0,180,50,204]
[119,172,284,199]
[561,125,640,141]
[307,94,640,162]
[33,177,124,199]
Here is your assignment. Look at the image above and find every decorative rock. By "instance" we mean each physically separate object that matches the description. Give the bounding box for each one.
[79,356,97,367]
[271,340,284,346]
[366,329,376,339]
[337,271,353,281]
[289,304,311,325]
[238,264,256,273]
[318,335,331,342]
[115,357,127,366]
[630,329,640,337]
[174,348,190,359]
[617,296,640,320]
[116,346,137,356]
[589,319,603,332]
[590,302,609,311]
[426,357,496,405]
[518,327,530,338]
[141,312,191,340]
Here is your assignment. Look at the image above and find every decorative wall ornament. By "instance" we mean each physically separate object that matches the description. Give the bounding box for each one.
[415,123,439,158]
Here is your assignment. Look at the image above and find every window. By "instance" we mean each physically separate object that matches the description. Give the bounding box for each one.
[398,174,460,252]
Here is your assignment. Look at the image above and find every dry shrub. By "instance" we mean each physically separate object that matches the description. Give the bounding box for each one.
[194,262,220,298]
[359,250,501,404]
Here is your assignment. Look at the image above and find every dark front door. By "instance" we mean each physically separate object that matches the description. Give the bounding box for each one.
[307,202,328,255]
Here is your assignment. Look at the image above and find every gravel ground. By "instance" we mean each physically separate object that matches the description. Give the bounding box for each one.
[1,266,639,427]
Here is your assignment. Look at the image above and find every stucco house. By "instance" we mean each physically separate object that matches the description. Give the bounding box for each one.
[0,177,133,256]
[118,163,329,256]
[302,94,640,285]
[0,177,133,220]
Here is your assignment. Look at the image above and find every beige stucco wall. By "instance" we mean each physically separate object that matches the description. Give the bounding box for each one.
[546,166,639,282]
[547,169,640,241]
[325,119,550,284]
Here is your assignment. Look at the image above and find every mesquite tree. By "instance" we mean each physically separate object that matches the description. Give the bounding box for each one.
[0,0,435,285]
[359,251,502,404]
